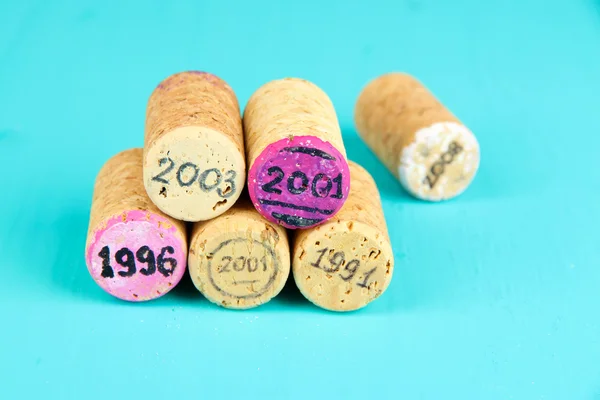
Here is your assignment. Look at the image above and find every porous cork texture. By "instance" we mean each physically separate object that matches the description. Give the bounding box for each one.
[85,148,187,301]
[144,71,245,221]
[188,196,290,309]
[355,73,480,201]
[292,161,394,312]
[243,78,350,229]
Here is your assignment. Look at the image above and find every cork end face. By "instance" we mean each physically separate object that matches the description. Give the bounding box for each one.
[85,210,187,301]
[247,135,350,230]
[143,126,245,221]
[398,122,480,201]
[292,222,394,312]
[188,225,290,309]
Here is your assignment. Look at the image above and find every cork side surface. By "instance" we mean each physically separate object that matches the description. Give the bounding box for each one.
[243,77,346,167]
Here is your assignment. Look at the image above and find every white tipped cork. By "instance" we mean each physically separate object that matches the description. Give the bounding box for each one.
[355,73,480,201]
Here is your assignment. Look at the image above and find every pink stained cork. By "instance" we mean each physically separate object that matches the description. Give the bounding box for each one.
[244,78,350,229]
[85,149,187,301]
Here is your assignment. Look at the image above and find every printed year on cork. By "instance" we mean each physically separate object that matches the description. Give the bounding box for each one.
[188,196,290,309]
[85,148,187,301]
[355,73,480,201]
[244,78,350,229]
[144,71,246,222]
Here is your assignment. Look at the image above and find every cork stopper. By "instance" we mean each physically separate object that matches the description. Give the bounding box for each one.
[144,71,246,222]
[188,196,290,309]
[292,161,394,311]
[85,148,188,301]
[355,73,480,201]
[243,78,350,229]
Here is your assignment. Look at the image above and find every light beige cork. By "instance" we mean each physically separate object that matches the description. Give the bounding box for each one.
[244,78,346,166]
[292,161,394,312]
[188,196,290,309]
[243,78,351,230]
[355,73,480,201]
[86,148,188,302]
[144,71,245,222]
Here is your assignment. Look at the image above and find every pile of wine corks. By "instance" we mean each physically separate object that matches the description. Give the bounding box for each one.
[85,71,479,311]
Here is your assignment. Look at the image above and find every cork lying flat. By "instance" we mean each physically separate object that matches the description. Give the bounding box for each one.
[243,78,350,229]
[188,197,290,309]
[144,71,246,222]
[292,161,394,311]
[355,73,480,201]
[85,148,187,301]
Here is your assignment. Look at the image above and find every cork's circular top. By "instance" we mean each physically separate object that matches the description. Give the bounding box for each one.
[144,71,245,221]
[143,125,245,221]
[86,210,187,301]
[293,220,393,312]
[247,135,350,230]
[188,200,290,309]
[399,121,480,201]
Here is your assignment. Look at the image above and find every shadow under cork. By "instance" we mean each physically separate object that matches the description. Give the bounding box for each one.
[168,270,205,303]
[270,270,314,309]
[341,128,420,203]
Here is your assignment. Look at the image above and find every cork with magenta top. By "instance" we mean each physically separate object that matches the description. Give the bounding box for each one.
[188,196,290,309]
[355,73,480,201]
[85,148,188,301]
[144,71,245,222]
[243,78,350,229]
[292,161,394,312]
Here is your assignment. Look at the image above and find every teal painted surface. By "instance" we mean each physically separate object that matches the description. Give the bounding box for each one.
[1,0,599,398]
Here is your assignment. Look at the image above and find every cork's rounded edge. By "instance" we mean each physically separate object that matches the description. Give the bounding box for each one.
[292,220,394,312]
[187,213,291,310]
[150,71,240,111]
[247,135,351,230]
[85,209,188,302]
[143,125,246,222]
[398,121,480,201]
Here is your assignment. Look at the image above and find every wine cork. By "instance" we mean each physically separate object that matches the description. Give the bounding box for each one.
[292,161,394,312]
[144,71,245,221]
[355,73,480,201]
[243,78,350,230]
[85,148,188,301]
[188,196,290,309]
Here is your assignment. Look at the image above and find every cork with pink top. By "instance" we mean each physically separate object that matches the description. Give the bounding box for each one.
[85,148,187,302]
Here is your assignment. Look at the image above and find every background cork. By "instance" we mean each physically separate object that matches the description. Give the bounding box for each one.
[243,78,350,229]
[188,195,290,309]
[144,71,246,221]
[355,72,480,201]
[85,148,188,301]
[292,161,394,312]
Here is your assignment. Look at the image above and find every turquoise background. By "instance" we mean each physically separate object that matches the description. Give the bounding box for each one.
[1,0,599,398]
